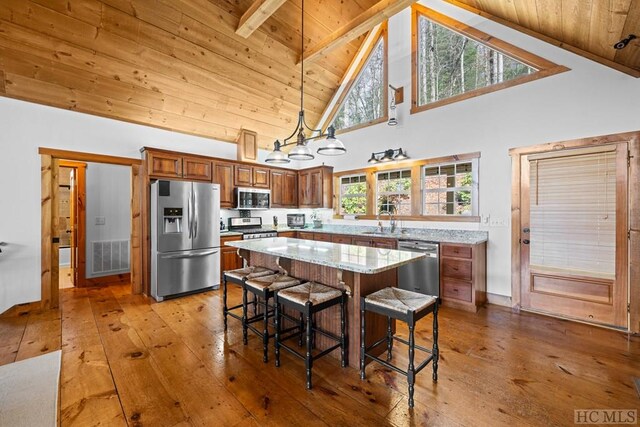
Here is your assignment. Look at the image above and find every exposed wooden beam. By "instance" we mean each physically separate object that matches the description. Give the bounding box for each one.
[299,0,416,65]
[236,0,288,38]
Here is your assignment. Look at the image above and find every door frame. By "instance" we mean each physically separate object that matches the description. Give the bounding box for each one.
[59,160,87,287]
[40,148,143,309]
[509,131,640,333]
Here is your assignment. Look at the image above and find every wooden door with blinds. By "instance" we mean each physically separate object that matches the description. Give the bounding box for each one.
[520,144,628,328]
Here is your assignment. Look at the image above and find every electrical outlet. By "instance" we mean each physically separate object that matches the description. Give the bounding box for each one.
[95,216,106,226]
[489,217,507,227]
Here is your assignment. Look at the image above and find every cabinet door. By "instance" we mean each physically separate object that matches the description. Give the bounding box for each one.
[234,165,253,187]
[271,170,284,207]
[331,235,353,244]
[213,162,235,208]
[298,170,310,207]
[298,231,315,240]
[309,169,323,207]
[352,238,373,247]
[314,233,332,242]
[253,167,270,188]
[183,156,212,181]
[278,231,297,238]
[372,238,397,249]
[148,151,182,178]
[221,246,243,282]
[284,171,298,207]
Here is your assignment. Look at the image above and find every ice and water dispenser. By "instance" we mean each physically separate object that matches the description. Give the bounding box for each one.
[163,208,183,234]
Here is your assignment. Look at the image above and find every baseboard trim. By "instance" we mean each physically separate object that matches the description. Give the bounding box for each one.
[84,273,131,287]
[486,292,512,307]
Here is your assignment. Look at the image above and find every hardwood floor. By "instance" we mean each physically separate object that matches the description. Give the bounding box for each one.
[1,285,638,426]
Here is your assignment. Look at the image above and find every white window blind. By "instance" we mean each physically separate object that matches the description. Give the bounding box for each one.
[529,147,617,277]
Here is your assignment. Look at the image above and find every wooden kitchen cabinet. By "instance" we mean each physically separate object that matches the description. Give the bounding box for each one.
[271,170,285,207]
[298,166,333,209]
[272,170,298,208]
[351,237,396,248]
[278,231,297,238]
[234,164,253,187]
[298,231,315,240]
[147,151,182,178]
[331,235,353,244]
[213,161,235,208]
[440,242,486,312]
[252,167,270,188]
[313,233,332,242]
[220,235,243,283]
[183,156,212,181]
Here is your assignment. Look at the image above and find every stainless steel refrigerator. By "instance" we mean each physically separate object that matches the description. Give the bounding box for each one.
[151,180,220,301]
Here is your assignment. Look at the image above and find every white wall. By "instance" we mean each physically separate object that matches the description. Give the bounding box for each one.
[305,0,640,297]
[85,163,131,278]
[0,0,638,311]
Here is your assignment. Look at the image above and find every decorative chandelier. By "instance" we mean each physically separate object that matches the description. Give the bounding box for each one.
[265,0,346,164]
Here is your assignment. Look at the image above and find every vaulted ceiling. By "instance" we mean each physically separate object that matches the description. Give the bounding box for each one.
[0,1,638,150]
[0,0,384,149]
[448,0,640,76]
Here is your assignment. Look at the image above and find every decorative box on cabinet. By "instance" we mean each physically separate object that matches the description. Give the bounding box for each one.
[439,242,486,312]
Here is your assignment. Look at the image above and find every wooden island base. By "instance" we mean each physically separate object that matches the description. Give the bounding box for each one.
[240,250,397,368]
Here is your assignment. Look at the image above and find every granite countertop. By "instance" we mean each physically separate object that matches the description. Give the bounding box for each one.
[273,224,488,245]
[220,231,243,237]
[225,237,425,274]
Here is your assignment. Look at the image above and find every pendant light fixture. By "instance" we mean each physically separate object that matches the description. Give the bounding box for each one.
[265,0,346,164]
[368,148,408,164]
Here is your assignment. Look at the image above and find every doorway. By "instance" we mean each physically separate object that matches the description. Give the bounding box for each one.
[510,131,640,333]
[40,148,143,309]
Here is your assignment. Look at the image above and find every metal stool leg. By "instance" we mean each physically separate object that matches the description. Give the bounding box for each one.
[407,322,416,408]
[305,303,313,389]
[241,283,248,345]
[433,302,439,382]
[275,297,281,368]
[223,277,228,331]
[386,316,393,361]
[359,299,366,380]
[340,293,347,368]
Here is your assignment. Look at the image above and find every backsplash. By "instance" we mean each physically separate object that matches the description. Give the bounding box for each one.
[220,208,334,228]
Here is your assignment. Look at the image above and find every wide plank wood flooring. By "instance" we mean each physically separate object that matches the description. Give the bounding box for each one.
[1,284,638,426]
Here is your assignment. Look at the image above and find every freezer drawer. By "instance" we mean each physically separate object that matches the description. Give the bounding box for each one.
[154,249,220,300]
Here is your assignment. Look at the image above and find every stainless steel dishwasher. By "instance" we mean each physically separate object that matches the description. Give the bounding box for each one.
[398,240,439,297]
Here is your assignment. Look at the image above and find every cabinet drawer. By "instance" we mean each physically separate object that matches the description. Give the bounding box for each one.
[298,232,315,240]
[442,279,472,302]
[278,231,297,238]
[331,235,353,244]
[441,258,472,281]
[314,233,332,242]
[441,244,472,259]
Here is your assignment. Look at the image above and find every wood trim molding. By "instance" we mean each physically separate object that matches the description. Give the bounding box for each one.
[236,0,287,38]
[321,22,389,134]
[38,147,142,166]
[509,130,640,333]
[334,214,480,223]
[41,155,55,309]
[84,273,131,287]
[410,4,569,116]
[443,0,640,78]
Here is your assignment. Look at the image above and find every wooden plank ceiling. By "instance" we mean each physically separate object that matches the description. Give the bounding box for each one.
[0,0,383,149]
[449,0,640,77]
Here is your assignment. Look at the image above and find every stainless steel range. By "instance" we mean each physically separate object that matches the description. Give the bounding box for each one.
[228,217,277,240]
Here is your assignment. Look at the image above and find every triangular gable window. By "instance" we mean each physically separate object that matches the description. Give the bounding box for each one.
[412,5,567,112]
[330,26,387,132]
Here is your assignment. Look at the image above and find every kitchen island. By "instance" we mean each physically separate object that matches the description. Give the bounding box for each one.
[225,237,425,368]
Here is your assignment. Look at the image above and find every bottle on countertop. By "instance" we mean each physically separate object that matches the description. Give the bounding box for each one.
[273,216,278,229]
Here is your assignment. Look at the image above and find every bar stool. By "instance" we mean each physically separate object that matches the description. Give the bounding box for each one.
[222,266,274,331]
[360,287,439,408]
[274,282,347,389]
[242,273,301,362]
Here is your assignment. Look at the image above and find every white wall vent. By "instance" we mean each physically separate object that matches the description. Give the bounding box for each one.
[92,240,130,274]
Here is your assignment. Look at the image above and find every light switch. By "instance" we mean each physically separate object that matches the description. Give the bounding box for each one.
[95,216,106,226]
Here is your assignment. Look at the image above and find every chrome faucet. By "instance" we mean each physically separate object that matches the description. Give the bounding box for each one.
[377,211,396,234]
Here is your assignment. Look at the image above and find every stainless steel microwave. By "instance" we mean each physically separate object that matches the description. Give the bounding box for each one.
[235,187,270,210]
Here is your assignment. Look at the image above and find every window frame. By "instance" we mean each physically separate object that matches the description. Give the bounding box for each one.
[339,174,368,215]
[323,22,389,135]
[422,158,479,217]
[410,4,569,115]
[376,168,413,215]
[332,151,481,223]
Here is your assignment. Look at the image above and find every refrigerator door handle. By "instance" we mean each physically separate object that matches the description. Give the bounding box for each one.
[187,189,193,239]
[193,187,198,239]
[160,249,218,260]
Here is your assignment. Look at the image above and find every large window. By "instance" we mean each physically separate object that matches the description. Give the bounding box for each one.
[423,160,478,216]
[339,175,367,215]
[330,26,387,132]
[411,5,566,113]
[377,169,411,215]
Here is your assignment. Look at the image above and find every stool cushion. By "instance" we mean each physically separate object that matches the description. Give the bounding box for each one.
[245,274,301,292]
[365,287,436,315]
[277,282,342,306]
[224,266,274,281]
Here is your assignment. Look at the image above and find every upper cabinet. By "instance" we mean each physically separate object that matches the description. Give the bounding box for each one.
[253,166,270,188]
[237,129,258,163]
[298,166,333,209]
[147,151,183,179]
[213,161,235,208]
[271,170,298,208]
[183,156,212,181]
[234,164,253,187]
